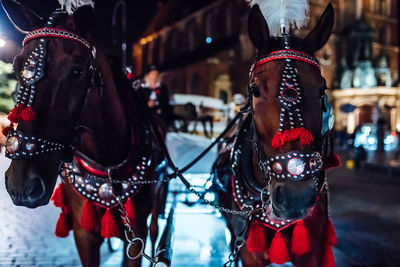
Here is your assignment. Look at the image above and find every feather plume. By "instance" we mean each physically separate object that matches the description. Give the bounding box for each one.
[58,0,94,14]
[247,0,309,36]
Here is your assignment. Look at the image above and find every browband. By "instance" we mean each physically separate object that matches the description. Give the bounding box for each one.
[23,27,92,50]
[250,49,320,75]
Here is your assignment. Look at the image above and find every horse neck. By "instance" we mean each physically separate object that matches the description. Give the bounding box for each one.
[78,49,131,165]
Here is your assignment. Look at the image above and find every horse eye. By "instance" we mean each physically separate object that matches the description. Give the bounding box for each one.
[71,66,83,78]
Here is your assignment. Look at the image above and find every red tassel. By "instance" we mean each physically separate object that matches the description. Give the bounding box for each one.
[325,219,337,246]
[55,207,72,238]
[323,153,341,170]
[124,198,136,227]
[20,106,36,122]
[272,131,283,149]
[272,128,314,149]
[81,200,99,231]
[2,124,14,136]
[51,183,65,208]
[101,208,119,238]
[323,245,335,267]
[268,231,290,264]
[7,104,24,123]
[247,221,267,253]
[291,220,310,255]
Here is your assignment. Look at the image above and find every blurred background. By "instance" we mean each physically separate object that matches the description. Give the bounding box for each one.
[0,0,399,266]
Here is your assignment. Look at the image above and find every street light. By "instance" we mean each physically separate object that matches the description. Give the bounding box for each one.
[0,38,6,48]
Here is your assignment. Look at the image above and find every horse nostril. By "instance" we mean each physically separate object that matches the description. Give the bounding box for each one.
[28,177,45,199]
[273,185,286,207]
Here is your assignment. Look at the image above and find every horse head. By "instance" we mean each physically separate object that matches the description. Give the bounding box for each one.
[247,3,334,220]
[2,0,116,208]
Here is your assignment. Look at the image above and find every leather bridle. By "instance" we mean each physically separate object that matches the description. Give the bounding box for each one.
[5,9,152,189]
[230,36,328,230]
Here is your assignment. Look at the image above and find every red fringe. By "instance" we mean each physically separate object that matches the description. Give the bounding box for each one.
[268,231,290,264]
[323,153,341,170]
[124,198,136,227]
[81,200,99,231]
[51,183,65,208]
[2,124,14,136]
[272,128,314,149]
[291,220,310,255]
[323,245,335,267]
[325,219,337,246]
[101,208,119,238]
[55,207,72,238]
[20,106,36,122]
[272,131,284,149]
[247,220,267,253]
[7,104,24,123]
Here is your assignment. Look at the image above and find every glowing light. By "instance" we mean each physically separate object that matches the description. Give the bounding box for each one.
[367,137,376,145]
[0,38,6,48]
[205,36,212,44]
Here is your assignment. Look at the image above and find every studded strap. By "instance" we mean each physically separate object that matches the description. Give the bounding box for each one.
[23,27,92,49]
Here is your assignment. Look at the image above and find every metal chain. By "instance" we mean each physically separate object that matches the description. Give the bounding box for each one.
[186,185,256,216]
[116,197,157,263]
[223,215,251,267]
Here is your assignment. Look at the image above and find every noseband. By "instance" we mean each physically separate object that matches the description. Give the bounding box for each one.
[5,9,96,160]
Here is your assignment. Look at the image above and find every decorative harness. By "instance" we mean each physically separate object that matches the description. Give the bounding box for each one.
[4,9,153,208]
[228,34,332,231]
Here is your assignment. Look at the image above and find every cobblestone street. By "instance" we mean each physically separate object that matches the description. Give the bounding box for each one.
[0,153,400,266]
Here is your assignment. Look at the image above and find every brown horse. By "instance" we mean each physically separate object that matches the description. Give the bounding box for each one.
[213,3,338,267]
[2,1,167,266]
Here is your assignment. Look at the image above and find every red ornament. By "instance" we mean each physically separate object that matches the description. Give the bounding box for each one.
[20,106,36,122]
[81,200,99,231]
[247,220,267,253]
[8,104,24,123]
[2,124,14,136]
[291,220,310,255]
[101,208,119,238]
[51,183,65,208]
[323,245,335,267]
[272,128,314,149]
[268,231,290,264]
[124,198,136,227]
[55,207,72,238]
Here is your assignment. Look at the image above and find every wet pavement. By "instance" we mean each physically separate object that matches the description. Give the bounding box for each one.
[0,152,400,266]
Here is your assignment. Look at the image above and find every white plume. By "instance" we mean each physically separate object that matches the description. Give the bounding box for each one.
[247,0,309,36]
[58,0,95,14]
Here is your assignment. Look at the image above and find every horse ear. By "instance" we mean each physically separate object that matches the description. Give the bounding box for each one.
[73,5,96,37]
[248,4,270,51]
[1,0,43,34]
[303,3,334,53]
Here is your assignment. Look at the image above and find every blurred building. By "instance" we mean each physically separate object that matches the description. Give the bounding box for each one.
[132,0,399,131]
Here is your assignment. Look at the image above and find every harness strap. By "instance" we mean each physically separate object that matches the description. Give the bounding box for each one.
[24,27,92,49]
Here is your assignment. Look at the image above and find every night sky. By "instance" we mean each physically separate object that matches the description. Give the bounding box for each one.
[0,0,161,62]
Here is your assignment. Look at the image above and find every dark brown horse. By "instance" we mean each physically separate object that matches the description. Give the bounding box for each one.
[2,1,167,266]
[213,4,338,267]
